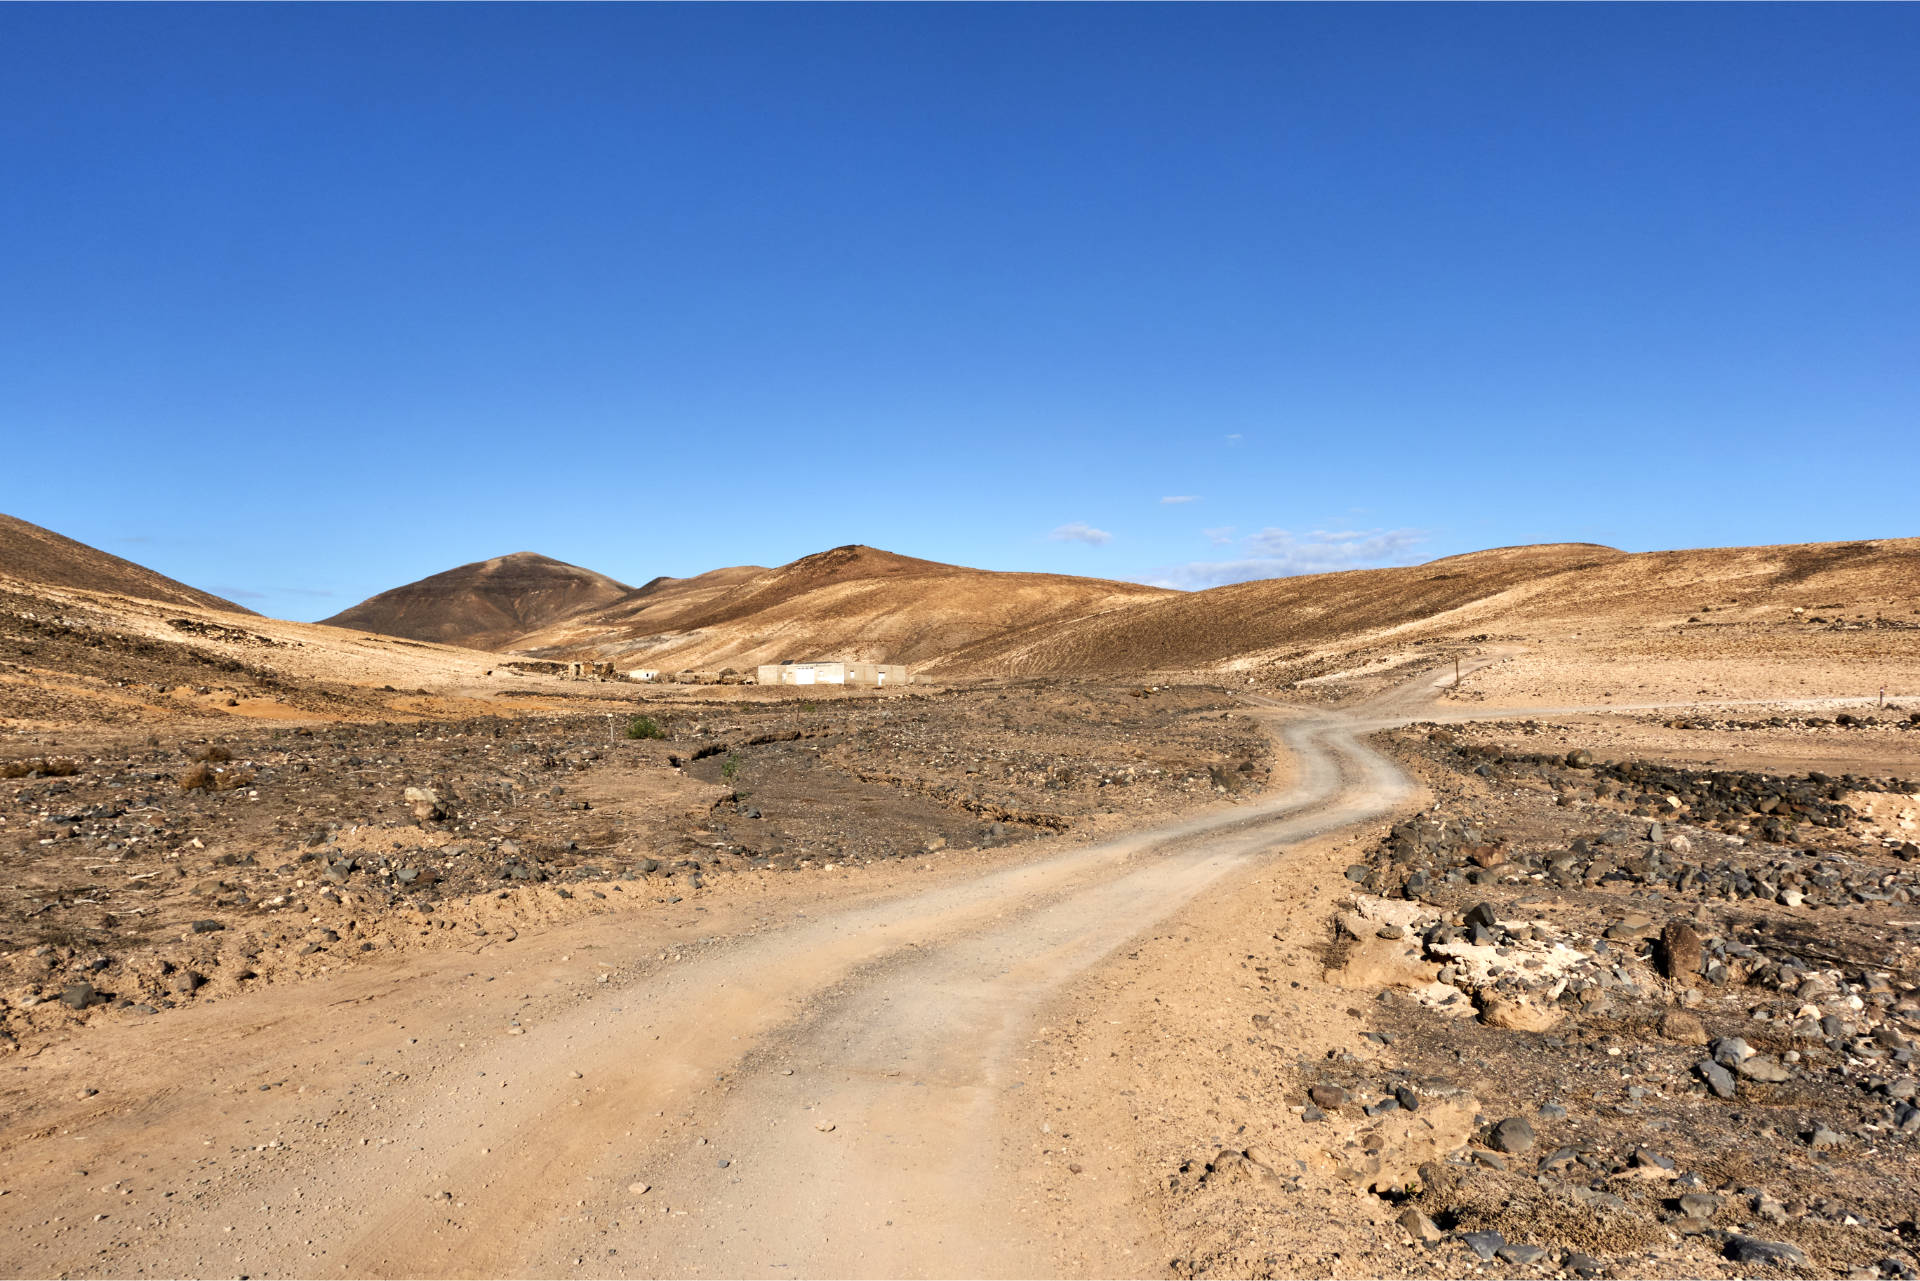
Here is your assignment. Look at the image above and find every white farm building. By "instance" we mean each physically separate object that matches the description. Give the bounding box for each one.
[755,661,908,688]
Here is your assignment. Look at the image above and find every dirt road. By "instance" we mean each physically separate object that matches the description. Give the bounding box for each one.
[0,673,1474,1280]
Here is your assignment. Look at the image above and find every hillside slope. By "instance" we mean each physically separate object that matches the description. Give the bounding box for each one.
[515,544,1175,671]
[0,514,250,614]
[322,552,632,651]
[919,536,1920,707]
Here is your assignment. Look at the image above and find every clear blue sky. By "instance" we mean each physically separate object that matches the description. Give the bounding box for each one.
[4,5,1915,617]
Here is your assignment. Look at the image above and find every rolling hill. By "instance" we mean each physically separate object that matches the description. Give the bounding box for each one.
[321,552,632,651]
[0,513,249,613]
[513,544,1175,672]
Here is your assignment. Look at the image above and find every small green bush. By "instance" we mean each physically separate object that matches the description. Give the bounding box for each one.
[720,752,742,781]
[626,714,666,740]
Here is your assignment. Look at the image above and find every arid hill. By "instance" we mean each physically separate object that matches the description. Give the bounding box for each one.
[322,552,631,651]
[0,513,248,613]
[516,535,1920,706]
[515,544,1175,672]
[923,536,1920,706]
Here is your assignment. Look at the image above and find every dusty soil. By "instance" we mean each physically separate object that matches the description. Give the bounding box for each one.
[0,682,1268,1057]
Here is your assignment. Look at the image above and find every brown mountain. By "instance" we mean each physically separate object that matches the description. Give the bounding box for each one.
[921,536,1920,683]
[322,552,632,651]
[0,513,249,613]
[514,544,1174,671]
[522,535,1920,709]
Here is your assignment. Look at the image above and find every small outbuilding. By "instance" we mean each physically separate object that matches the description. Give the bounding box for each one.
[754,660,908,688]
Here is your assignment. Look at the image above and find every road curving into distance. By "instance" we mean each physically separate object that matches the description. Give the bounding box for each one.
[2,665,1495,1281]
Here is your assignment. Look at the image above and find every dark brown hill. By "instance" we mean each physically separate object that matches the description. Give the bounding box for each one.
[321,552,631,651]
[0,513,249,613]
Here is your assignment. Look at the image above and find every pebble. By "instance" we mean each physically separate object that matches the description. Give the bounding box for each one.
[1497,1243,1547,1266]
[1461,1229,1505,1261]
[1695,1058,1737,1100]
[1725,1235,1807,1267]
[1397,1206,1442,1243]
[627,1183,649,1196]
[1677,1192,1721,1220]
[1308,1083,1347,1110]
[813,1121,836,1132]
[1489,1116,1534,1154]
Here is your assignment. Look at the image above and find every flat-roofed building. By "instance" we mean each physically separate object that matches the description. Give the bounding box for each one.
[754,660,907,687]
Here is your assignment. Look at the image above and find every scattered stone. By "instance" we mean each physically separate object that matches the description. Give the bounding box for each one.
[1695,1059,1737,1100]
[1460,1230,1506,1262]
[1659,920,1703,982]
[1712,1037,1756,1067]
[1489,1116,1535,1154]
[1498,1243,1547,1266]
[1724,1235,1807,1268]
[1807,1123,1845,1149]
[1737,1055,1792,1084]
[1308,1083,1348,1110]
[1677,1192,1721,1220]
[1397,1206,1443,1243]
[1658,1009,1708,1045]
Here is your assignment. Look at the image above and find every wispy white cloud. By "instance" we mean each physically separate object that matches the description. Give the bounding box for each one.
[1224,433,1243,444]
[1160,495,1198,505]
[1202,526,1236,545]
[1135,527,1426,590]
[1048,522,1113,546]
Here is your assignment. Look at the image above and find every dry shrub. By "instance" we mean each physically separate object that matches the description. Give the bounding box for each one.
[178,763,212,792]
[187,744,232,763]
[213,769,255,792]
[1,757,81,779]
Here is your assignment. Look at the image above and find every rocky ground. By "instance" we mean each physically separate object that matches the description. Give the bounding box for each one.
[0,681,1269,1056]
[1060,718,1920,1280]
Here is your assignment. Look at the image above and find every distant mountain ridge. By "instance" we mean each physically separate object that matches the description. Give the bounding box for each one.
[0,513,249,613]
[512,544,1175,671]
[321,552,631,651]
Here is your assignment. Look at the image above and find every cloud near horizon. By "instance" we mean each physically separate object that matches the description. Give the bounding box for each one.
[1134,526,1426,590]
[1159,495,1198,505]
[1048,522,1113,546]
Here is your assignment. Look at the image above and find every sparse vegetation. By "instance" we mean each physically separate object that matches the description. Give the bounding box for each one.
[0,756,80,779]
[721,752,742,781]
[626,714,666,740]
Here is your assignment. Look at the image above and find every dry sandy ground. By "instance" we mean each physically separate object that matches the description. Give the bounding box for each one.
[3,641,1918,1278]
[0,665,1435,1279]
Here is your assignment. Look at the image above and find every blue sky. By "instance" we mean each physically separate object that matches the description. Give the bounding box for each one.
[3,5,1915,617]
